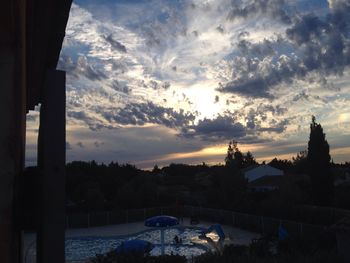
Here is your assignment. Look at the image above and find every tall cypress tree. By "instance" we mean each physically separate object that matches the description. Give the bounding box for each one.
[307,116,333,205]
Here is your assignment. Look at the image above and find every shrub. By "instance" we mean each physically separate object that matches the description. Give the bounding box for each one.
[89,251,186,263]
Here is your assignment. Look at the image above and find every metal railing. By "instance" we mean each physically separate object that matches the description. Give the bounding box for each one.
[65,205,330,238]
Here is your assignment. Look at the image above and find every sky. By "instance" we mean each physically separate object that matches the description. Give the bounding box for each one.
[26,0,350,169]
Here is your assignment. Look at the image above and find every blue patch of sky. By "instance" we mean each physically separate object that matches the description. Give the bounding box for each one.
[293,0,329,15]
[75,0,189,35]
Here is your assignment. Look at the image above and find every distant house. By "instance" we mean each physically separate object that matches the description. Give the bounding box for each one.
[243,164,284,182]
[248,175,285,192]
[242,165,284,192]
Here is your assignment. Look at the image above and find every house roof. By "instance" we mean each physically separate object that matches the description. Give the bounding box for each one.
[241,164,260,174]
[248,175,285,187]
[242,164,284,174]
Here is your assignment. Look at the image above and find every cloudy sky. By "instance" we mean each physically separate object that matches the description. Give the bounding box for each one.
[26,0,350,168]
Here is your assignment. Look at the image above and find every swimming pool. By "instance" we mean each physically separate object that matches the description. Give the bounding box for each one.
[26,227,211,262]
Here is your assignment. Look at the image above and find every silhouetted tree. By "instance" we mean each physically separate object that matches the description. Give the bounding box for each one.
[225,140,244,169]
[268,158,293,171]
[152,164,160,173]
[307,116,333,205]
[225,141,257,169]
[243,151,257,167]
[293,150,308,173]
[225,141,234,167]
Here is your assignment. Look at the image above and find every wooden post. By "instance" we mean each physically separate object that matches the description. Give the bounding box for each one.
[37,69,66,263]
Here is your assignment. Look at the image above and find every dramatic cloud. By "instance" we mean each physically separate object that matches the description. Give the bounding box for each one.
[227,0,291,24]
[59,55,107,81]
[104,34,127,53]
[184,115,247,141]
[23,0,350,167]
[68,101,197,131]
[220,0,350,99]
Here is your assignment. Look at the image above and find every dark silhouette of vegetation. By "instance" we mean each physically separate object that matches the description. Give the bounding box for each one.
[292,150,308,174]
[225,140,257,169]
[268,158,293,171]
[194,236,339,263]
[19,117,341,226]
[90,252,186,263]
[307,116,334,205]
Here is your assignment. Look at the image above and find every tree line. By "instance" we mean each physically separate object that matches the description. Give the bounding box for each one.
[23,117,350,225]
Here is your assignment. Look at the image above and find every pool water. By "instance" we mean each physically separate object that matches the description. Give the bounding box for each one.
[64,227,209,261]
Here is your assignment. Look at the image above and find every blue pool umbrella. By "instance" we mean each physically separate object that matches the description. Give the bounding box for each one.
[145,215,179,228]
[145,215,179,255]
[115,239,154,254]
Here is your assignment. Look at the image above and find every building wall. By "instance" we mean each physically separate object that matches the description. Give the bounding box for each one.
[245,165,284,182]
[0,0,27,262]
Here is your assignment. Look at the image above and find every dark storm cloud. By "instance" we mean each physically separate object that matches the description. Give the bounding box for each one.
[101,102,196,128]
[286,4,350,75]
[220,76,274,99]
[141,80,171,90]
[104,34,127,53]
[244,104,288,131]
[67,110,113,131]
[255,104,287,117]
[292,91,328,103]
[182,115,247,141]
[237,39,276,57]
[227,0,291,24]
[59,55,107,81]
[180,113,283,143]
[76,56,107,80]
[220,1,350,99]
[258,119,289,133]
[110,80,130,94]
[67,102,196,131]
[219,38,306,98]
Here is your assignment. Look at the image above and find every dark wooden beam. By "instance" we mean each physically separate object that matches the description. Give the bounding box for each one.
[26,0,72,111]
[37,69,66,263]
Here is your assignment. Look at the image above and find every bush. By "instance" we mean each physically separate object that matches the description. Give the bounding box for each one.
[194,242,340,263]
[89,251,187,263]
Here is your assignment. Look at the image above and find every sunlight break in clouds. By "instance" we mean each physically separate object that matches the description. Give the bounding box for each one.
[25,0,350,168]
